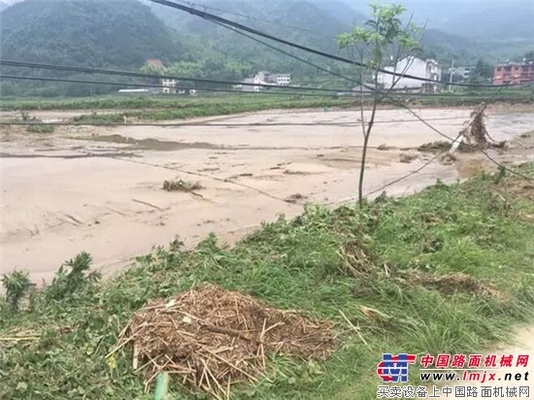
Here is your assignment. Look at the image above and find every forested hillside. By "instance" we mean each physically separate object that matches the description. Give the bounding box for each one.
[0,0,201,96]
[1,0,190,68]
[1,0,532,97]
[144,0,357,78]
[144,0,532,72]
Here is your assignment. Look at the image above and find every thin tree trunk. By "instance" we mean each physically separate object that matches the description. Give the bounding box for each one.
[358,131,370,206]
[358,68,380,207]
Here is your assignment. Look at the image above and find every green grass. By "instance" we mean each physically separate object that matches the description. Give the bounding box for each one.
[3,114,56,133]
[68,97,357,124]
[0,94,352,113]
[2,88,533,114]
[26,124,55,134]
[1,165,533,400]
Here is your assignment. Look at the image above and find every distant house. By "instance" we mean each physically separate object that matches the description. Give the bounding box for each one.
[255,71,270,85]
[275,73,291,86]
[448,66,473,82]
[161,78,176,94]
[143,59,179,94]
[241,71,291,91]
[377,57,442,93]
[242,77,261,92]
[493,61,534,85]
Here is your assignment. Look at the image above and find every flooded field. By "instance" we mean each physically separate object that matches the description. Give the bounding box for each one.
[2,106,534,283]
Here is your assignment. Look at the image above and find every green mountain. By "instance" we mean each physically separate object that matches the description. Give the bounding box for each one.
[143,0,356,76]
[2,0,532,97]
[1,0,191,68]
[348,0,534,40]
[449,2,534,40]
[0,0,203,95]
[141,0,534,66]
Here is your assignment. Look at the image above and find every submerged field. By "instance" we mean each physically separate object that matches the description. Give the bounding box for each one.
[1,164,534,399]
[3,107,534,283]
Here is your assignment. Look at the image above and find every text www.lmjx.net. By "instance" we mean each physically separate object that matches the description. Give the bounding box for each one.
[420,371,530,384]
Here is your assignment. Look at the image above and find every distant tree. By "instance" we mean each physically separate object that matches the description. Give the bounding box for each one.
[337,2,421,206]
[140,64,165,76]
[470,59,493,84]
[166,61,203,78]
[525,51,534,62]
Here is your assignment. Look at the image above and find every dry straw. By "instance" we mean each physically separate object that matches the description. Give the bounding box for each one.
[112,285,336,399]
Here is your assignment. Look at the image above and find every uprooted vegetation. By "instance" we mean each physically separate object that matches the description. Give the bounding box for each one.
[457,103,506,152]
[2,113,56,134]
[418,103,507,157]
[284,193,307,203]
[117,285,336,399]
[1,165,534,399]
[163,178,203,192]
[401,270,504,299]
[418,140,451,153]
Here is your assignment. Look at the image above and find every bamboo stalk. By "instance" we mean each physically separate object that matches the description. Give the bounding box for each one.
[154,372,169,400]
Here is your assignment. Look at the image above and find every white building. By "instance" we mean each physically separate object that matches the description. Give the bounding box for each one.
[118,89,151,95]
[275,73,291,86]
[377,57,442,93]
[255,71,269,84]
[242,77,261,92]
[241,71,291,91]
[161,78,177,94]
[448,66,473,82]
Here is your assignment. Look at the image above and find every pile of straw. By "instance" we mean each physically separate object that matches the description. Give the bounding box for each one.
[114,285,336,399]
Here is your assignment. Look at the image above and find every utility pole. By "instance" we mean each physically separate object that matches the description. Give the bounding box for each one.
[449,59,454,92]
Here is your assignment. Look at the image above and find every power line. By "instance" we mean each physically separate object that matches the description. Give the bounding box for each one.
[393,103,531,179]
[2,64,529,101]
[3,5,529,183]
[147,0,514,89]
[0,60,348,94]
[2,64,528,181]
[173,0,320,36]
[0,75,340,98]
[204,17,532,107]
[330,115,477,205]
[206,17,358,87]
[329,149,451,206]
[366,152,446,197]
[167,0,531,181]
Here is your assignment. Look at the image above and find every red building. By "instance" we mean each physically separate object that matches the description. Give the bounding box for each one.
[493,62,534,85]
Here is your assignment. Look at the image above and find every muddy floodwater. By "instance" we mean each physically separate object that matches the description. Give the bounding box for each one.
[2,106,534,283]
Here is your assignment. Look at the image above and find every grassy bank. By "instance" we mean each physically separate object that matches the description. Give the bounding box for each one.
[0,94,353,113]
[71,94,533,125]
[70,97,357,124]
[1,90,533,114]
[1,165,534,400]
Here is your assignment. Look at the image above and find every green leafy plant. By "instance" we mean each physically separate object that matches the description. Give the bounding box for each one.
[2,269,32,311]
[45,251,101,302]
